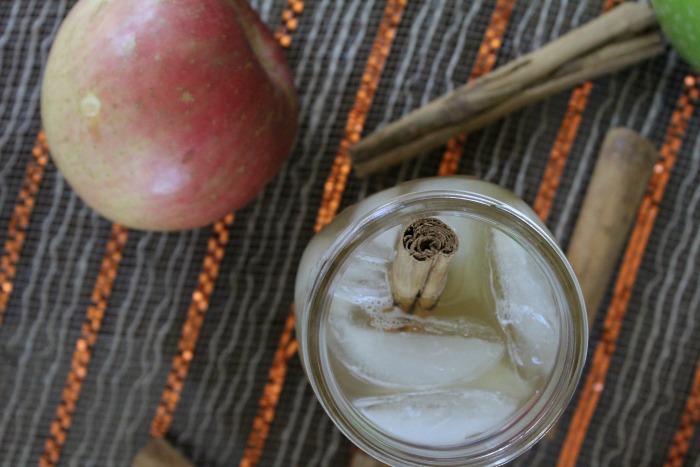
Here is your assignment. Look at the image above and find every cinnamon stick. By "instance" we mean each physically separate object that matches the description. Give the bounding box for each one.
[566,128,658,329]
[350,2,663,177]
[132,438,194,467]
[545,128,657,441]
[390,218,459,313]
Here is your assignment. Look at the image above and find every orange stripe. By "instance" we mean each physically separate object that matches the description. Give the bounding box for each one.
[243,2,406,465]
[557,75,699,467]
[240,310,297,467]
[275,0,305,48]
[39,224,128,467]
[149,0,307,450]
[150,214,235,438]
[149,1,306,442]
[0,130,49,325]
[533,82,592,220]
[665,357,700,467]
[313,0,405,233]
[533,0,622,221]
[437,0,515,176]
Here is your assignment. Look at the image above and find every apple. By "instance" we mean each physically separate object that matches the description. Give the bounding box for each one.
[41,0,298,231]
[652,0,700,70]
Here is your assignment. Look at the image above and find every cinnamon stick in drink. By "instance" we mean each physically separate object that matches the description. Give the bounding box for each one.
[390,217,459,314]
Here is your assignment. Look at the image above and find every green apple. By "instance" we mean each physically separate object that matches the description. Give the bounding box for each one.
[653,0,700,70]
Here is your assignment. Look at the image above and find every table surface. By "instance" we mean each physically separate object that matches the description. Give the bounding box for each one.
[1,1,700,466]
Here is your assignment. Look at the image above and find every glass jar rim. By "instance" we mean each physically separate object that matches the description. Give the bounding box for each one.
[299,188,588,466]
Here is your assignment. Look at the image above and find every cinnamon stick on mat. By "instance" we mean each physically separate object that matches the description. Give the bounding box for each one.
[566,127,658,329]
[132,438,194,467]
[349,3,663,177]
[543,127,657,442]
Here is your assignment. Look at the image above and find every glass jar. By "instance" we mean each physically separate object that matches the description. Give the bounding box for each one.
[294,176,587,466]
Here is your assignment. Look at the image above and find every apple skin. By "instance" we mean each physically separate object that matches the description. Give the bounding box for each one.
[652,0,700,71]
[41,0,298,231]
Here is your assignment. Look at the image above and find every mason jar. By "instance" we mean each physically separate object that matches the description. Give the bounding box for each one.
[294,176,587,466]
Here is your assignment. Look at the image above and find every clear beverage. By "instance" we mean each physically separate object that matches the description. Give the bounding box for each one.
[327,217,559,446]
[294,177,587,466]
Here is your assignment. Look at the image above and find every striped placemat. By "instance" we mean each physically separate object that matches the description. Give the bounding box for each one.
[1,1,699,466]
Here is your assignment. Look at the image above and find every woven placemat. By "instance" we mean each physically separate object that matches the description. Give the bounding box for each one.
[1,1,699,466]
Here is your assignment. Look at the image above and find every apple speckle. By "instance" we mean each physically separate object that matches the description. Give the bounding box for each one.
[181,91,195,103]
[80,91,101,117]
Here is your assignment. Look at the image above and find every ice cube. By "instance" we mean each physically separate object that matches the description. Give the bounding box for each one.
[354,389,519,445]
[334,226,399,303]
[433,218,497,324]
[489,229,560,382]
[328,300,505,390]
[452,346,533,400]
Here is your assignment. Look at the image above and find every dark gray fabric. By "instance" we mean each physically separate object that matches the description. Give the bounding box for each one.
[1,1,699,466]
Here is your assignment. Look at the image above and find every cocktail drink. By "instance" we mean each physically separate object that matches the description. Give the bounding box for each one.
[294,177,587,466]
